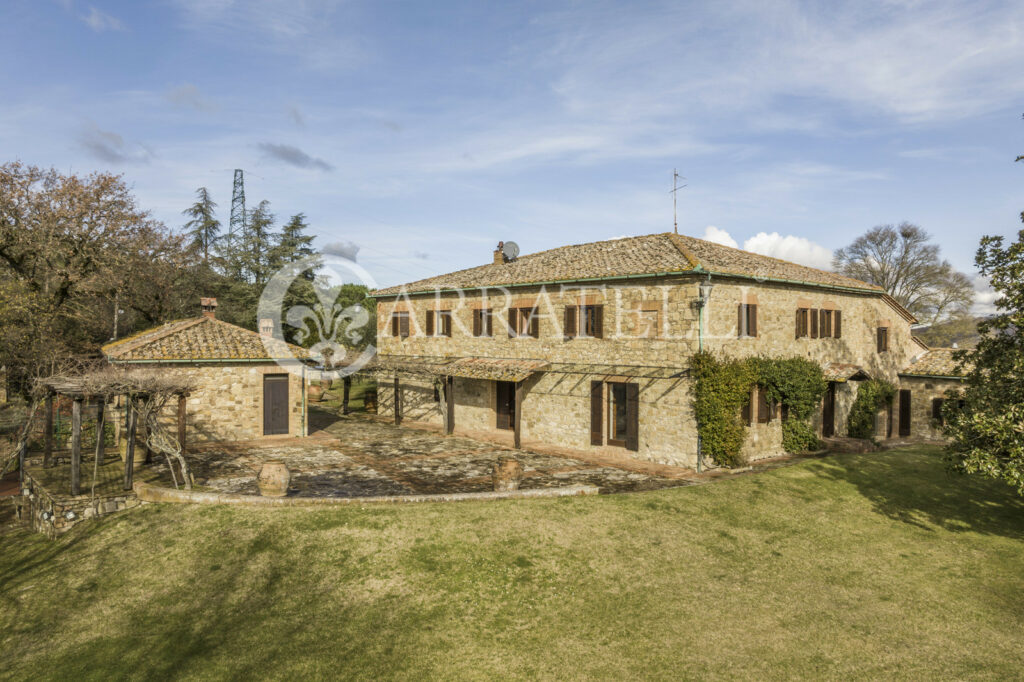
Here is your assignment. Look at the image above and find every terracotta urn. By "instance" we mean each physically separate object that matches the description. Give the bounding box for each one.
[364,391,378,413]
[257,460,290,497]
[492,457,524,492]
[307,383,323,402]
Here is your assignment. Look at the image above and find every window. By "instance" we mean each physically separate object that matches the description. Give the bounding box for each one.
[757,387,772,423]
[390,311,410,338]
[932,398,944,425]
[564,304,604,339]
[798,308,841,339]
[877,327,889,352]
[425,310,452,337]
[738,303,758,338]
[742,387,773,425]
[472,308,493,337]
[590,380,638,451]
[508,307,539,338]
[796,308,810,338]
[810,308,819,338]
[820,309,832,338]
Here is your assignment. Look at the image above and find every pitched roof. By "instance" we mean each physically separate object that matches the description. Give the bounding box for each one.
[371,232,883,297]
[102,317,309,362]
[900,348,967,378]
[822,363,872,382]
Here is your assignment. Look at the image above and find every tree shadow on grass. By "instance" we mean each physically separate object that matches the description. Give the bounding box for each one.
[810,447,1024,540]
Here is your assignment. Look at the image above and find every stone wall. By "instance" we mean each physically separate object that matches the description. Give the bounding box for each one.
[375,274,920,465]
[897,376,963,442]
[14,468,141,538]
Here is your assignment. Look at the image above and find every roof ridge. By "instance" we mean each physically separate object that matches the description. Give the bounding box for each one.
[102,318,206,358]
[664,232,701,269]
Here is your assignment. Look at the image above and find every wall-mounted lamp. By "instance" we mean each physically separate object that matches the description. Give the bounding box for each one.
[697,275,714,308]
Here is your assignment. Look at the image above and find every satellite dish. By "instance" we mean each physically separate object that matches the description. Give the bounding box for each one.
[502,241,520,261]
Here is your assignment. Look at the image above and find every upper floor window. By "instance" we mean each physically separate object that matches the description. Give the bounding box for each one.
[877,326,889,352]
[738,303,758,338]
[472,308,493,337]
[425,310,452,337]
[390,311,410,339]
[508,307,539,338]
[565,304,604,339]
[797,308,842,339]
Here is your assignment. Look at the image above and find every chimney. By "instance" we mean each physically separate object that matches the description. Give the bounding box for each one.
[493,241,507,264]
[259,318,274,337]
[200,297,218,319]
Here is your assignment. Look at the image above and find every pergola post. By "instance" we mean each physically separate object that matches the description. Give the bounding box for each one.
[177,393,187,454]
[43,392,54,468]
[394,376,402,425]
[123,399,136,490]
[94,398,106,465]
[445,375,455,435]
[342,376,351,415]
[70,397,82,496]
[513,380,523,449]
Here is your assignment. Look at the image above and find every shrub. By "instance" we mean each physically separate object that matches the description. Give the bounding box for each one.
[847,379,896,439]
[782,419,821,453]
[692,352,756,468]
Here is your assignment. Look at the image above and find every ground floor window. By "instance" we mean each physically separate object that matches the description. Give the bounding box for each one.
[590,380,639,451]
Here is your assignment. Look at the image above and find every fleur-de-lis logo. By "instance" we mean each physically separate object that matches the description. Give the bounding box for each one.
[285,302,369,366]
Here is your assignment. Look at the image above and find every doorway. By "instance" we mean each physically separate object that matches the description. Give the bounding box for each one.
[496,381,515,430]
[822,382,836,438]
[898,390,912,437]
[263,375,290,435]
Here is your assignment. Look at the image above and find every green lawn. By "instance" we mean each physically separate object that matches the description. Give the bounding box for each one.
[2,446,1023,679]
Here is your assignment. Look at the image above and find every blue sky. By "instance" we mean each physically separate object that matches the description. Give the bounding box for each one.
[2,0,1022,308]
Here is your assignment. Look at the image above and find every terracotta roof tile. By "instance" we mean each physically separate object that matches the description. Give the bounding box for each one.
[900,348,968,378]
[102,317,309,362]
[371,232,882,296]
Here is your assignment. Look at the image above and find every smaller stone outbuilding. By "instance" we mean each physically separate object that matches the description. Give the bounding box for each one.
[897,347,966,442]
[101,299,309,443]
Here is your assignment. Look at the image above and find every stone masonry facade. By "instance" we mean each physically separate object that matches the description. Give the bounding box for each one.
[373,273,923,468]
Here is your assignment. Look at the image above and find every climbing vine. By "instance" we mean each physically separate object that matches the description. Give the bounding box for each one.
[847,379,896,440]
[693,352,828,467]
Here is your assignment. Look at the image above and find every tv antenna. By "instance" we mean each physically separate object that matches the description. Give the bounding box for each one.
[670,169,687,234]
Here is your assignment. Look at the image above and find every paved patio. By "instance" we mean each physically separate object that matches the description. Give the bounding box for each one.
[165,412,693,498]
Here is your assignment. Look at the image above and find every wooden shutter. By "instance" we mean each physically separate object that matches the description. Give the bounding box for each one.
[594,305,604,339]
[442,311,452,337]
[564,305,577,338]
[748,304,757,337]
[819,309,827,337]
[425,310,435,336]
[625,382,639,452]
[795,309,802,339]
[738,304,746,337]
[834,310,841,339]
[400,315,409,338]
[472,309,481,337]
[391,313,399,337]
[741,393,752,425]
[810,309,819,338]
[590,381,603,446]
[529,308,539,338]
[877,327,887,352]
[508,308,517,338]
[757,387,771,423]
[485,310,493,337]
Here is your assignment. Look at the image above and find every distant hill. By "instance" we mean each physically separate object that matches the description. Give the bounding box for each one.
[913,316,987,349]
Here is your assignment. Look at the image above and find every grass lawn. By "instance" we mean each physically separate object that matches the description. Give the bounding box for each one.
[2,445,1022,679]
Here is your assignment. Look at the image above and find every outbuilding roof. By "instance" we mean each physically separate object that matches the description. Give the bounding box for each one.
[900,348,967,378]
[371,232,885,297]
[102,317,309,363]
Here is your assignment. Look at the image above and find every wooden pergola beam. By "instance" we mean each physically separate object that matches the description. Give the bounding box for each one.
[445,375,455,435]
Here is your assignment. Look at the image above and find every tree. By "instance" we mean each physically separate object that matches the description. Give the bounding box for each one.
[833,223,973,324]
[943,155,1024,495]
[182,187,220,263]
[245,199,276,285]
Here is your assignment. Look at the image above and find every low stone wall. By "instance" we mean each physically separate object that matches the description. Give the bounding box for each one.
[14,468,141,538]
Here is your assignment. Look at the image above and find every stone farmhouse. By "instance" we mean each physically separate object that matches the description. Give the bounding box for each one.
[101,298,309,443]
[369,233,963,468]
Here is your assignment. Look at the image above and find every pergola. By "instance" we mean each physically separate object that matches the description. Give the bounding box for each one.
[32,374,191,496]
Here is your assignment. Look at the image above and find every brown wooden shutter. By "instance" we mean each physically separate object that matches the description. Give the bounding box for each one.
[508,308,517,338]
[738,304,745,337]
[741,393,752,425]
[529,308,539,338]
[748,304,757,337]
[391,313,399,337]
[819,309,827,337]
[401,315,409,338]
[590,381,603,446]
[834,310,841,338]
[594,305,604,339]
[564,305,577,338]
[795,309,802,339]
[757,387,771,423]
[810,309,819,338]
[472,309,481,337]
[443,312,452,337]
[625,382,639,451]
[485,310,493,337]
[425,310,434,336]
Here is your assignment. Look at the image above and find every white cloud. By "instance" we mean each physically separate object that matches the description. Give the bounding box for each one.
[702,225,738,248]
[743,232,834,270]
[972,275,999,315]
[165,83,217,112]
[81,6,124,32]
[323,240,359,262]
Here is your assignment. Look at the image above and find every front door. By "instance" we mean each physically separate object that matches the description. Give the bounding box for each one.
[898,390,912,437]
[822,382,836,438]
[496,381,515,430]
[263,375,290,435]
[886,398,894,438]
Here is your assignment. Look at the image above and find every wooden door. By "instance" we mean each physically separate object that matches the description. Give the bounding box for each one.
[263,375,290,435]
[496,381,515,430]
[822,382,836,438]
[886,398,894,438]
[898,390,912,437]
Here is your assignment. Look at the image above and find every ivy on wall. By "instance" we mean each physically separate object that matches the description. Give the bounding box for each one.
[847,379,896,440]
[693,352,828,467]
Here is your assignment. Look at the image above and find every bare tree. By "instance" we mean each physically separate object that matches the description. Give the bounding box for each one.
[832,222,973,324]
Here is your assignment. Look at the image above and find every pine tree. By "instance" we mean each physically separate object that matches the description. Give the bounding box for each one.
[245,200,276,284]
[181,188,220,263]
[270,213,319,279]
